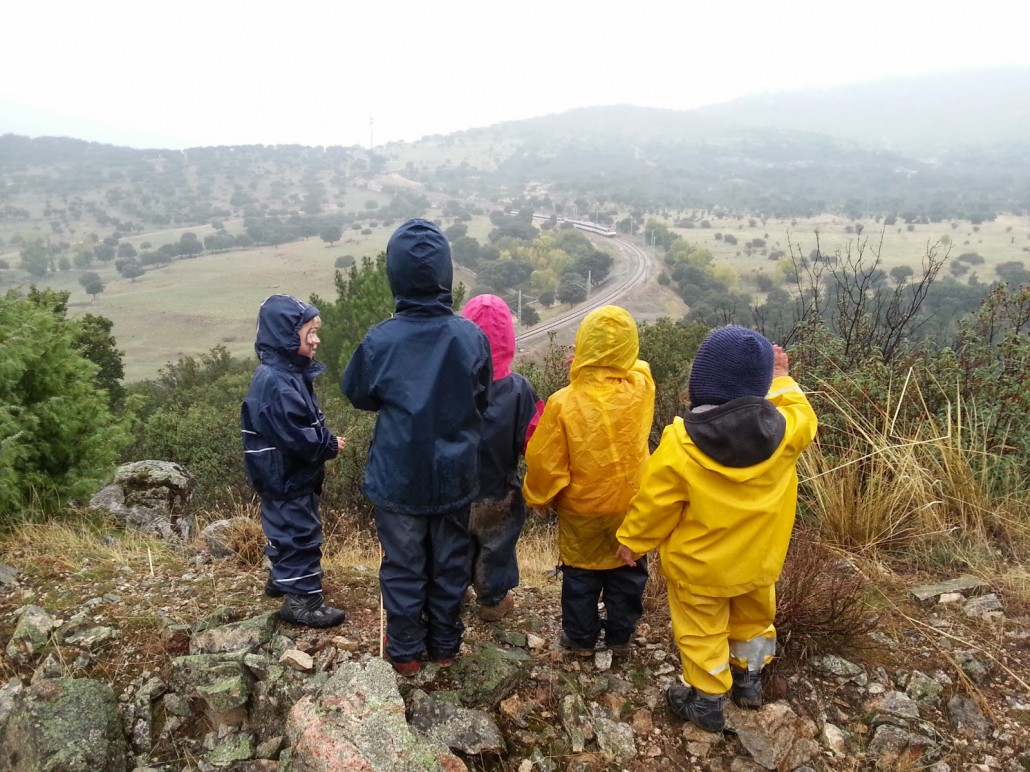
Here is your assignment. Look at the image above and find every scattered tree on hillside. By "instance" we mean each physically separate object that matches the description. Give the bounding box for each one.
[20,238,50,278]
[179,232,203,256]
[557,273,588,307]
[320,224,343,247]
[520,305,540,327]
[79,271,104,301]
[119,261,144,281]
[310,254,394,381]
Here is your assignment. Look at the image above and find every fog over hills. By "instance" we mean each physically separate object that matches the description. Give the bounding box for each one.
[3,67,1030,220]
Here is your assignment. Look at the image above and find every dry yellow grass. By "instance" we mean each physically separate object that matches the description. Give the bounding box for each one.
[798,371,1030,578]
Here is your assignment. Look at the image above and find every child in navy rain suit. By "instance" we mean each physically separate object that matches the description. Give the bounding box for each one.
[241,294,347,628]
[461,294,543,621]
[342,219,493,675]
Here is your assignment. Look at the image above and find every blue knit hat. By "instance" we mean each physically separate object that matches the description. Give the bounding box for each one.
[688,326,775,407]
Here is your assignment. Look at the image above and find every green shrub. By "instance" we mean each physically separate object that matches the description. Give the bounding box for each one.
[0,291,130,518]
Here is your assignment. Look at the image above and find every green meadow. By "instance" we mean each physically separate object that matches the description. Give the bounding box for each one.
[6,212,1027,383]
[664,212,1030,288]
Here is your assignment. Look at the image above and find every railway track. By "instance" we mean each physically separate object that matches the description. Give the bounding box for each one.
[515,237,651,345]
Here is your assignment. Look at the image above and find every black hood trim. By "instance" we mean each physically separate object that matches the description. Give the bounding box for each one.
[684,396,786,468]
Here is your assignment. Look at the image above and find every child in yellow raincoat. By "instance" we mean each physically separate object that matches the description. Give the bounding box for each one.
[616,325,817,732]
[523,305,655,656]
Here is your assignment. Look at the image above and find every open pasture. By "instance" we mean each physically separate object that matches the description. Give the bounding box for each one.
[8,212,1028,383]
[668,212,1030,286]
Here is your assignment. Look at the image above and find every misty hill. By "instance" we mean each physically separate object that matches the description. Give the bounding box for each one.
[696,66,1030,155]
[2,66,1029,242]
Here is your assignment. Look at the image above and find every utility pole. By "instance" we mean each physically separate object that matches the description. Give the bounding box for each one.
[517,289,522,323]
[587,270,591,300]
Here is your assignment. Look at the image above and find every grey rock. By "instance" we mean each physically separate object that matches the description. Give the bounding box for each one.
[963,593,1004,620]
[865,724,931,768]
[0,563,18,589]
[450,643,529,708]
[591,709,637,763]
[196,518,249,558]
[190,611,279,656]
[559,693,594,752]
[90,459,197,542]
[5,604,56,666]
[727,702,819,770]
[409,688,506,756]
[811,654,867,685]
[285,658,463,771]
[947,695,992,738]
[0,677,129,771]
[910,576,990,605]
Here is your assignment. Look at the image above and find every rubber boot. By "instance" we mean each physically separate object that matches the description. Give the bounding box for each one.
[665,683,725,732]
[731,665,764,709]
[280,593,346,628]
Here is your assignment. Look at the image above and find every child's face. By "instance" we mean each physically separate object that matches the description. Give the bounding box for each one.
[298,316,322,358]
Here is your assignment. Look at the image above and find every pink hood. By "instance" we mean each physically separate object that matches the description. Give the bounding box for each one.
[461,294,515,381]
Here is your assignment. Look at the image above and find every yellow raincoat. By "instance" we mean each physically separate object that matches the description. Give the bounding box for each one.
[615,375,817,693]
[523,306,655,570]
[617,375,817,596]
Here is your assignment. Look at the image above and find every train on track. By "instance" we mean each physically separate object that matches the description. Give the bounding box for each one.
[519,212,618,237]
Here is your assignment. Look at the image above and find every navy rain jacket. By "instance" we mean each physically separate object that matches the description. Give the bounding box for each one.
[241,295,339,500]
[342,219,493,515]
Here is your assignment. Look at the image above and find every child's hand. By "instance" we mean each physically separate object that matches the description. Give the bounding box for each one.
[337,436,346,453]
[772,345,789,378]
[615,544,638,567]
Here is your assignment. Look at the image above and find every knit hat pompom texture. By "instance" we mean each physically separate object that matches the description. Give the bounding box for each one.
[688,326,774,407]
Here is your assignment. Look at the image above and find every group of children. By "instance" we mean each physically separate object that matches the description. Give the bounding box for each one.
[241,218,818,732]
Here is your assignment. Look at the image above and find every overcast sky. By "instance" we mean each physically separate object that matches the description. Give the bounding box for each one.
[3,0,1029,150]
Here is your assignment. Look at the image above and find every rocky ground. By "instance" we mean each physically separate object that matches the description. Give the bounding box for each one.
[1,533,1029,771]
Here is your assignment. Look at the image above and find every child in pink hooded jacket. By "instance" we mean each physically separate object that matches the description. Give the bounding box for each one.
[461,294,543,620]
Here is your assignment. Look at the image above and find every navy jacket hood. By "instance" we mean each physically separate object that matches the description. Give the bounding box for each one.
[255,294,321,373]
[387,219,453,314]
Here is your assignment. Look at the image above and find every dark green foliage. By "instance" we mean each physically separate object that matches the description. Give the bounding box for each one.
[71,314,126,407]
[520,305,541,327]
[139,369,253,509]
[556,273,588,306]
[310,253,394,382]
[638,318,708,447]
[515,333,572,401]
[0,290,129,517]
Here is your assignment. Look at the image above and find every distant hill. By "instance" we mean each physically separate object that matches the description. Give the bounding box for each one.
[695,66,1030,156]
[2,66,1029,246]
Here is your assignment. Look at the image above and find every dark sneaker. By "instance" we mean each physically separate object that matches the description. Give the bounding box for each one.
[559,632,595,658]
[731,665,763,709]
[279,593,346,628]
[665,684,725,733]
[264,574,284,598]
[606,641,634,658]
[479,591,515,622]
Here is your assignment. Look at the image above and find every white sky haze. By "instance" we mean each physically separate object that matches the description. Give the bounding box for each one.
[3,0,1029,149]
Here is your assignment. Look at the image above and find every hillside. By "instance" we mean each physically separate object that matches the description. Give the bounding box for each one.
[2,67,1029,381]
